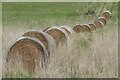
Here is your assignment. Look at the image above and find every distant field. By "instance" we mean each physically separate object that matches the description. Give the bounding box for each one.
[2,2,118,78]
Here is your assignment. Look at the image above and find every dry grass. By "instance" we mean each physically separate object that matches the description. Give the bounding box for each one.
[2,22,118,78]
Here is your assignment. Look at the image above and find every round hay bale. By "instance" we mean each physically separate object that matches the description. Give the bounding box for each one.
[73,25,84,33]
[7,36,48,72]
[22,30,56,55]
[102,11,112,19]
[98,17,107,25]
[60,26,74,36]
[94,21,104,28]
[44,27,68,45]
[88,23,96,31]
[82,24,91,32]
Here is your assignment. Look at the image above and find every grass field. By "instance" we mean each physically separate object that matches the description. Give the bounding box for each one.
[0,2,2,80]
[2,2,118,78]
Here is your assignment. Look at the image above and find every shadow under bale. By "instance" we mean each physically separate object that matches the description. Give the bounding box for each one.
[6,37,48,73]
[44,27,68,45]
[73,24,84,33]
[22,30,56,55]
[88,23,96,31]
[82,24,91,32]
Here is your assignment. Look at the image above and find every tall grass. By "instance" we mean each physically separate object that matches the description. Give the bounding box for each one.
[0,2,2,79]
[2,2,118,78]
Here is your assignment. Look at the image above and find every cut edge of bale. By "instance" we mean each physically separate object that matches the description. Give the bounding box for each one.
[22,30,56,55]
[82,24,91,32]
[7,36,48,73]
[102,11,112,19]
[73,24,84,33]
[60,26,74,36]
[98,17,107,25]
[44,27,68,45]
[88,23,97,31]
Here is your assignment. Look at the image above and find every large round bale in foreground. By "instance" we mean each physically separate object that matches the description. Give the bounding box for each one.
[98,17,107,25]
[7,37,48,72]
[89,24,96,31]
[82,24,91,32]
[60,26,74,36]
[22,31,56,55]
[44,27,68,45]
[73,24,84,33]
[94,21,104,29]
[102,11,112,19]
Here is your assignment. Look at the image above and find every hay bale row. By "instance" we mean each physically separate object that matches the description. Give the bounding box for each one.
[73,24,94,32]
[7,10,111,73]
[7,26,74,73]
[73,10,111,33]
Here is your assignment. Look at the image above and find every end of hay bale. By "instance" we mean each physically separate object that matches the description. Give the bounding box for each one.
[7,36,48,73]
[102,11,112,19]
[94,21,104,29]
[88,23,96,31]
[22,30,48,50]
[60,26,74,36]
[73,25,84,33]
[22,30,56,55]
[44,27,68,45]
[82,24,91,32]
[98,17,107,25]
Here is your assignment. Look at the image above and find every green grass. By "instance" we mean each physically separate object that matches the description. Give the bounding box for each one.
[3,2,117,28]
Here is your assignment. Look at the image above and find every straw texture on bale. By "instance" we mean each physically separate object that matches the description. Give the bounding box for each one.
[82,24,91,32]
[98,17,107,25]
[60,26,74,36]
[44,27,68,45]
[7,37,48,73]
[89,24,96,31]
[22,31,56,55]
[73,25,84,33]
[94,21,103,28]
[102,11,112,19]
